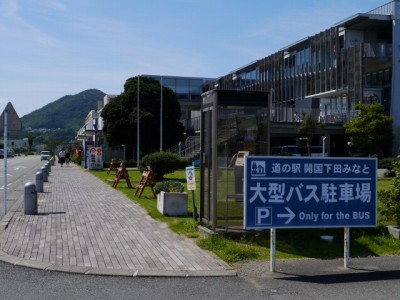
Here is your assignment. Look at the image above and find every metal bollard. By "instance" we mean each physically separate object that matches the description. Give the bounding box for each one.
[41,166,48,182]
[45,161,51,173]
[35,171,44,193]
[24,182,37,215]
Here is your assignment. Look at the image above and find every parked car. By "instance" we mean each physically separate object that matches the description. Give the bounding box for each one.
[0,149,15,158]
[309,146,328,157]
[7,149,14,157]
[299,146,328,157]
[40,151,51,161]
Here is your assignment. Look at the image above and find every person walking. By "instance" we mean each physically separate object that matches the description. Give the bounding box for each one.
[58,148,66,167]
[65,150,71,166]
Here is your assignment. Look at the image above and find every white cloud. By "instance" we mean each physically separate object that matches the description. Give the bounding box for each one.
[45,0,67,11]
[0,0,387,116]
[0,0,20,19]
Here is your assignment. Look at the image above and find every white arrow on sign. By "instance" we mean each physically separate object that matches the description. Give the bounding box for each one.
[277,207,296,224]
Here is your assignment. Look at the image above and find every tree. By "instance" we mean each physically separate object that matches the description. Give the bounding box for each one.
[298,113,321,156]
[27,133,35,151]
[379,158,400,224]
[101,76,184,157]
[44,139,61,153]
[343,103,393,156]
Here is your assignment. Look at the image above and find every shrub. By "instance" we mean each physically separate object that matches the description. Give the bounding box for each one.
[104,159,137,168]
[379,157,398,172]
[377,157,398,177]
[154,180,185,194]
[379,189,400,225]
[124,160,137,168]
[71,153,83,166]
[379,158,400,225]
[103,159,121,169]
[140,152,190,180]
[280,152,293,156]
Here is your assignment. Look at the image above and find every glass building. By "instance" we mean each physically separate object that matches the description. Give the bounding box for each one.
[200,0,400,231]
[208,0,400,157]
[143,75,215,133]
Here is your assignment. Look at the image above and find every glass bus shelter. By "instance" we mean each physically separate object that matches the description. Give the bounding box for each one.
[200,89,270,231]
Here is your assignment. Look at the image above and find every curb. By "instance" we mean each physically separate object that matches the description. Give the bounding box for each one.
[0,248,237,277]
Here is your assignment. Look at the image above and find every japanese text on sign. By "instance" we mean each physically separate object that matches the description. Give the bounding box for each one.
[244,157,377,229]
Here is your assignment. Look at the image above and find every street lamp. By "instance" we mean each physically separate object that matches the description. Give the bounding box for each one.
[3,109,7,215]
[93,111,99,147]
[268,88,274,272]
[160,75,163,152]
[267,88,274,156]
[137,75,140,168]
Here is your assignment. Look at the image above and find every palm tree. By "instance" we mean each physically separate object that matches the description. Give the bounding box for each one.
[27,133,35,151]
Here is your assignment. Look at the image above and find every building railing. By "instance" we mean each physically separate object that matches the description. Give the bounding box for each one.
[319,110,360,124]
[181,116,200,132]
[165,135,200,160]
[277,108,360,124]
[366,1,394,15]
[364,43,392,58]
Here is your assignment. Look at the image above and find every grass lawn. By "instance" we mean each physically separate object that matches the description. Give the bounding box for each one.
[378,177,394,191]
[89,168,400,264]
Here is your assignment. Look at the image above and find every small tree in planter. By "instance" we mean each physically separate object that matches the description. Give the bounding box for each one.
[140,152,190,180]
[155,181,187,216]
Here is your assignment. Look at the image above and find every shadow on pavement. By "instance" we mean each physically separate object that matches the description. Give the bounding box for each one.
[278,269,400,284]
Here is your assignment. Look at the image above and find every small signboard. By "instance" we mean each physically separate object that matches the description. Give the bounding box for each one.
[84,141,94,168]
[88,147,103,170]
[0,102,21,131]
[244,156,377,229]
[186,166,196,191]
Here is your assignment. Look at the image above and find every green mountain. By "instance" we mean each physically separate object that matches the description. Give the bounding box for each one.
[22,89,105,129]
[20,89,106,144]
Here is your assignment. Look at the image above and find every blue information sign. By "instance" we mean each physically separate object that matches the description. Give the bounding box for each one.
[244,156,377,229]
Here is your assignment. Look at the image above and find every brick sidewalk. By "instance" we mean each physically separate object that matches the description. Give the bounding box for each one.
[0,164,235,277]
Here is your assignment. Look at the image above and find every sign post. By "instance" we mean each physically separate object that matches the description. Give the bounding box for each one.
[3,111,7,216]
[244,156,377,271]
[0,102,21,216]
[186,166,197,220]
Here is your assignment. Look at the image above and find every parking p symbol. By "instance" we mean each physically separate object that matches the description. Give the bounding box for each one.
[256,207,272,225]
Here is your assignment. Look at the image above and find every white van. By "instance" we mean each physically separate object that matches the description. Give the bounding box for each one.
[271,145,301,156]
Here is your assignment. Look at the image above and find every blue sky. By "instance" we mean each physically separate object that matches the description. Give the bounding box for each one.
[0,0,387,117]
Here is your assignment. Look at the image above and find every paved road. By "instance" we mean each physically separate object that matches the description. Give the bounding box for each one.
[0,257,400,299]
[0,156,43,217]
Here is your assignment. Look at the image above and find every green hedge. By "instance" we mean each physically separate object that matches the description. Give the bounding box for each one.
[154,180,185,193]
[71,154,83,166]
[140,152,190,180]
[103,159,136,168]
